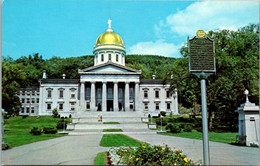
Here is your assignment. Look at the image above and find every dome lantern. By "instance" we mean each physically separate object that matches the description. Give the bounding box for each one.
[93,19,126,66]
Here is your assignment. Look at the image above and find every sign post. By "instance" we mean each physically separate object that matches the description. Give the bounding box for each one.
[188,30,216,165]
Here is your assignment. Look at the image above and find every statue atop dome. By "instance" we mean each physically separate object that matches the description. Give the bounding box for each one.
[107,19,113,32]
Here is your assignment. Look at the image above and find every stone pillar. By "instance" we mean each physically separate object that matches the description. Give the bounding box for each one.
[135,82,139,112]
[113,81,119,112]
[80,81,85,110]
[102,81,107,112]
[125,81,130,111]
[90,81,96,111]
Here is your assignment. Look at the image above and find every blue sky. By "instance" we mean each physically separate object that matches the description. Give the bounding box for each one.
[2,0,259,59]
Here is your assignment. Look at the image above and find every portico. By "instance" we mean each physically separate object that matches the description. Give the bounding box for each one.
[79,79,140,112]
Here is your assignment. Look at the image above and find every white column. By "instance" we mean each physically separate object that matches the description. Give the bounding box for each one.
[90,81,96,111]
[135,82,139,112]
[113,81,119,112]
[102,81,107,112]
[125,81,130,111]
[80,81,85,110]
[174,89,178,114]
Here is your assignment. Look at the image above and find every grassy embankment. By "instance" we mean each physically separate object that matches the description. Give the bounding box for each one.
[4,116,70,148]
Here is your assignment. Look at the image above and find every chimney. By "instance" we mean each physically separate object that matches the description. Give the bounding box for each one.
[152,74,156,79]
[42,70,47,79]
[62,74,66,79]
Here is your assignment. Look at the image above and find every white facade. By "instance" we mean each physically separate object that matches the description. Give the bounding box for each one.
[18,20,179,118]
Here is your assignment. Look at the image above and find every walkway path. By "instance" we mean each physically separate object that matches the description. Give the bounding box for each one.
[2,133,109,165]
[2,115,259,165]
[125,132,259,165]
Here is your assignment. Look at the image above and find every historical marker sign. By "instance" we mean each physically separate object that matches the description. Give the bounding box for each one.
[188,33,216,73]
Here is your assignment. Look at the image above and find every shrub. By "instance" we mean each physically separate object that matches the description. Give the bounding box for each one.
[2,143,9,150]
[112,143,195,165]
[56,120,67,130]
[168,118,176,123]
[52,108,59,118]
[29,127,42,135]
[43,127,57,134]
[22,115,29,119]
[166,124,181,133]
[183,124,193,132]
[160,111,166,117]
[155,118,167,126]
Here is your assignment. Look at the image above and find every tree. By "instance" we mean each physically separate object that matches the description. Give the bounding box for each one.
[166,24,259,130]
[2,62,27,115]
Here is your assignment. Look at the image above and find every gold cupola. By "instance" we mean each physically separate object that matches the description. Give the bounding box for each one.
[93,19,126,66]
[94,20,125,48]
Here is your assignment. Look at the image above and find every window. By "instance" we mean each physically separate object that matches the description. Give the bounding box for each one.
[21,107,25,113]
[47,90,52,98]
[86,102,90,109]
[22,91,25,95]
[155,91,159,98]
[166,91,170,98]
[71,93,75,99]
[26,107,30,113]
[144,103,148,110]
[31,107,34,113]
[109,54,111,60]
[37,98,39,103]
[17,91,20,95]
[70,88,76,99]
[32,98,35,103]
[116,54,118,61]
[22,98,25,103]
[59,90,64,98]
[47,104,52,110]
[156,103,159,110]
[59,104,63,110]
[27,98,30,103]
[144,91,148,98]
[71,102,75,111]
[101,54,104,61]
[37,91,40,96]
[32,91,35,95]
[167,103,171,110]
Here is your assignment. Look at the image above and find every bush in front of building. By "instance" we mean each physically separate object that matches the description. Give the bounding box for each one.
[43,127,57,134]
[160,111,166,117]
[183,124,193,132]
[29,127,42,135]
[56,120,67,130]
[165,124,181,133]
[52,108,59,118]
[155,118,167,126]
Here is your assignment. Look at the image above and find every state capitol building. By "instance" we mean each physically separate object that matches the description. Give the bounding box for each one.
[17,20,179,118]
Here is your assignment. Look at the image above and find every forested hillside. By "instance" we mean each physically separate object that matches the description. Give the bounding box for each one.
[2,24,259,128]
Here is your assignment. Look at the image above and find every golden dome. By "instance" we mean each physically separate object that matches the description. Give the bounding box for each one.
[95,31,124,48]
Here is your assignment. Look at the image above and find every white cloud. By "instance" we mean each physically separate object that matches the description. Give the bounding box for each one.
[155,1,259,37]
[128,40,183,58]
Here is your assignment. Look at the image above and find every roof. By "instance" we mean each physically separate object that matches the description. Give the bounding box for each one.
[18,86,39,91]
[140,79,167,84]
[79,61,141,75]
[40,79,80,84]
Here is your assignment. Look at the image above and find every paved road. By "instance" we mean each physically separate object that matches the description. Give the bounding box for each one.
[2,132,259,165]
[125,133,260,165]
[2,134,109,165]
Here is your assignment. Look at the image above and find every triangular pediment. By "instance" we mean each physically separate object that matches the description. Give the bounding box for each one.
[79,61,141,75]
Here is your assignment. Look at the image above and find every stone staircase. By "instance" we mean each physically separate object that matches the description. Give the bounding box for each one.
[68,112,155,135]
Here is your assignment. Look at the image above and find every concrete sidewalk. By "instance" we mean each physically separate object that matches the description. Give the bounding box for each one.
[2,134,109,165]
[2,132,259,165]
[126,133,260,165]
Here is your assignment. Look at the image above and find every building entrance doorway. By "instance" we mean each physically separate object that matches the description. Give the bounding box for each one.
[107,100,113,111]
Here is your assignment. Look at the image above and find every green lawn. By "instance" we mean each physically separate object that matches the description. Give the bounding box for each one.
[94,151,107,165]
[103,122,120,124]
[100,134,142,147]
[160,130,237,144]
[103,129,123,132]
[3,116,70,148]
